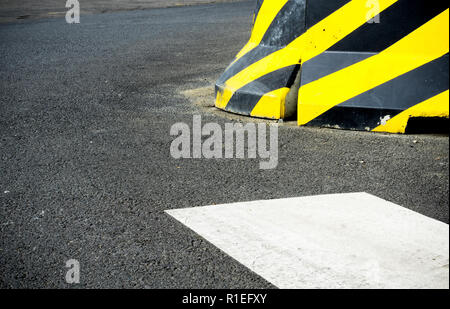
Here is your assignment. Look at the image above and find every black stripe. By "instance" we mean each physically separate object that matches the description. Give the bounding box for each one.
[259,0,307,47]
[300,51,375,85]
[305,0,350,28]
[221,65,300,116]
[405,117,449,134]
[305,54,449,130]
[217,45,279,86]
[305,106,403,131]
[217,0,306,86]
[329,0,449,52]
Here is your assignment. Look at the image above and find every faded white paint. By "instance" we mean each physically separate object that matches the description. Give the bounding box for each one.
[166,193,449,289]
[380,115,391,125]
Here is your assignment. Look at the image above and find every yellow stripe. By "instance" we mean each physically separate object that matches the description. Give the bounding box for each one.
[298,9,449,126]
[217,0,398,110]
[372,90,449,133]
[250,88,290,119]
[234,0,289,62]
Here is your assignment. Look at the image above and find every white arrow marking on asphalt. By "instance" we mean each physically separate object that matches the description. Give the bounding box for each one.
[166,193,449,289]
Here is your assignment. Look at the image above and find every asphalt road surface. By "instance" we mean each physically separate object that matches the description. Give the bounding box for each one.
[0,0,243,23]
[0,1,448,288]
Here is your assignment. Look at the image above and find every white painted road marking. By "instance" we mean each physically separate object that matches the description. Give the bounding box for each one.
[166,193,449,289]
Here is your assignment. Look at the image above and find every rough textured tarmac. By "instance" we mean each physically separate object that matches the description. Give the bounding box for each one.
[0,1,448,288]
[0,0,243,23]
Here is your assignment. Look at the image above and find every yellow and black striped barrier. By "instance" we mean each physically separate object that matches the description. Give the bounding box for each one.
[215,0,449,133]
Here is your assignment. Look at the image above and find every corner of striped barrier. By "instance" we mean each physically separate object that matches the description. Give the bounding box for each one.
[214,0,306,120]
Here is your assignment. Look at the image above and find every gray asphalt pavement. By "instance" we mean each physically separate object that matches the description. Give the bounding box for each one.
[0,1,448,288]
[0,0,243,23]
